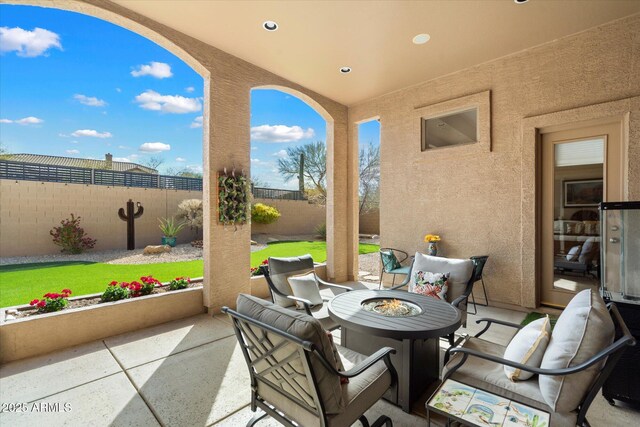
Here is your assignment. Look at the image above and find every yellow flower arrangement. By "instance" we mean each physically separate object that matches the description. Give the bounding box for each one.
[424,234,441,243]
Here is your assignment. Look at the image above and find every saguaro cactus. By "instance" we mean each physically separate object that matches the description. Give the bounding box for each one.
[118,199,144,250]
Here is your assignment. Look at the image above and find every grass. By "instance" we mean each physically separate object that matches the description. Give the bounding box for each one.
[521,311,558,329]
[0,241,379,308]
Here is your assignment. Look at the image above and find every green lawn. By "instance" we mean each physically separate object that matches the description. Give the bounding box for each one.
[0,241,379,308]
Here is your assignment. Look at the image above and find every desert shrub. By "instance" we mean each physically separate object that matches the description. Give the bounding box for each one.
[50,214,97,254]
[176,199,203,236]
[251,203,281,224]
[315,223,327,240]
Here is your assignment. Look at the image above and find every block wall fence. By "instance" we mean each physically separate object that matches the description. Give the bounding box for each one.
[0,180,329,257]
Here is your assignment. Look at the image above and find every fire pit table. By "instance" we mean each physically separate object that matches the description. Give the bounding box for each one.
[328,289,461,412]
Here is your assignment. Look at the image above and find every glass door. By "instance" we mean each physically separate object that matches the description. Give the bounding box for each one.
[540,122,622,307]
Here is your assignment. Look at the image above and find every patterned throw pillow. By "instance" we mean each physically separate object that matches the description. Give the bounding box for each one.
[380,250,402,272]
[411,271,450,300]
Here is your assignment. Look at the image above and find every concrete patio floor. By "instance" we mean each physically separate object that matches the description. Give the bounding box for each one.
[0,283,636,426]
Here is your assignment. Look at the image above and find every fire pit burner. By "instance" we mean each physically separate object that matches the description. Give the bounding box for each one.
[361,298,422,317]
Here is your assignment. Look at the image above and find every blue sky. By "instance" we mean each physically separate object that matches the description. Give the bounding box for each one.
[0,5,379,188]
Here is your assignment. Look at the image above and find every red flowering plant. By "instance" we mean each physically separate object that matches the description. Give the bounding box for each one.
[101,281,131,302]
[251,259,269,277]
[29,289,72,313]
[168,277,191,291]
[139,275,161,296]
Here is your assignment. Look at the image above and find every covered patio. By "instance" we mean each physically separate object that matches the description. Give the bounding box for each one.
[1,0,639,426]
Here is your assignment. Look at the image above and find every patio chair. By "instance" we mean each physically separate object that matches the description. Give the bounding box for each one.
[468,255,489,315]
[260,255,353,331]
[378,248,411,289]
[388,252,476,344]
[223,294,397,427]
[441,289,636,427]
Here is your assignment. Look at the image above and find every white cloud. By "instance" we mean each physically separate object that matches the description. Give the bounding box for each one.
[139,142,171,153]
[250,124,315,143]
[129,153,140,160]
[175,157,186,162]
[185,86,195,93]
[1,116,43,125]
[58,132,69,137]
[74,94,106,107]
[115,88,122,93]
[71,129,112,138]
[131,62,172,79]
[117,145,131,150]
[65,149,79,155]
[134,90,201,114]
[251,146,258,151]
[190,115,203,128]
[272,149,288,159]
[0,27,62,57]
[186,164,203,173]
[113,157,131,162]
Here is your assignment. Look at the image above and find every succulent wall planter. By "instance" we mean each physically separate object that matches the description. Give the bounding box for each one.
[217,169,249,226]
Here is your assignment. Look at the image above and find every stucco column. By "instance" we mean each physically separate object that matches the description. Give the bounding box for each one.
[202,77,251,313]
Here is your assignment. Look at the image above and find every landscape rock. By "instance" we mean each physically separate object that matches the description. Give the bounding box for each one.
[143,245,171,255]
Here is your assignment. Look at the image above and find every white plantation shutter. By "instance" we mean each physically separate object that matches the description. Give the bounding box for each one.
[555,138,604,167]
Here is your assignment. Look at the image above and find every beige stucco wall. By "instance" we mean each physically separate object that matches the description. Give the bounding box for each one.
[251,198,325,235]
[359,210,380,235]
[0,180,202,257]
[348,14,640,308]
[3,0,350,313]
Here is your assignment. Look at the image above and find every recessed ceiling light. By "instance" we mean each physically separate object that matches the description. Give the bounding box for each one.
[263,21,278,31]
[339,67,352,74]
[514,0,529,4]
[412,33,431,45]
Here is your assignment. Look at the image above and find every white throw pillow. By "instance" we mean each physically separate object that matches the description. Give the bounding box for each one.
[503,316,551,381]
[539,289,614,412]
[287,272,323,309]
[566,245,581,261]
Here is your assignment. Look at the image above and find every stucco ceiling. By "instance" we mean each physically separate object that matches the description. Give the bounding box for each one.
[112,0,640,106]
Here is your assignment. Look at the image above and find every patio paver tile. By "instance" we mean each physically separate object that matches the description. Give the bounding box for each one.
[126,335,250,426]
[104,314,234,369]
[0,372,159,427]
[0,340,121,403]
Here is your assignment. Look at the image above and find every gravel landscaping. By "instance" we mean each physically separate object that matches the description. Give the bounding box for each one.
[0,243,267,266]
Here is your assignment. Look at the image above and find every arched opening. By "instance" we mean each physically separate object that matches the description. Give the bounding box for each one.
[249,85,337,274]
[0,2,209,305]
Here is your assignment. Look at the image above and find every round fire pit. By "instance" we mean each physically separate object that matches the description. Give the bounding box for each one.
[361,298,422,317]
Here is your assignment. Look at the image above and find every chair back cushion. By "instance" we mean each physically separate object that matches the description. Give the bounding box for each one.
[236,294,345,414]
[380,250,401,272]
[539,289,614,412]
[288,272,324,309]
[503,316,551,381]
[268,255,315,308]
[411,253,473,304]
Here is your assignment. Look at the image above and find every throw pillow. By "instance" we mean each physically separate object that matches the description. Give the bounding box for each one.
[411,270,450,300]
[503,316,551,381]
[380,250,402,272]
[288,272,324,309]
[566,245,581,261]
[326,331,348,384]
[539,289,614,412]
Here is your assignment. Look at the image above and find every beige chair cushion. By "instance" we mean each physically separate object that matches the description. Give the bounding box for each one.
[539,289,614,412]
[236,294,345,414]
[503,316,551,381]
[444,337,578,427]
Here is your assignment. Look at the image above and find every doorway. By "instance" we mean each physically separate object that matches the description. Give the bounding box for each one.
[540,121,622,307]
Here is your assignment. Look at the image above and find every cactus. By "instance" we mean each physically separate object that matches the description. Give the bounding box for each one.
[118,199,144,250]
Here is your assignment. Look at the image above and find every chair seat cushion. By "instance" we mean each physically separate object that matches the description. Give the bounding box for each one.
[328,345,392,427]
[503,316,551,381]
[388,266,411,275]
[444,337,578,427]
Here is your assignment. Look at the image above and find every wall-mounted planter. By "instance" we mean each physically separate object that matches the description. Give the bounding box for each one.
[0,284,205,364]
[217,169,249,225]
